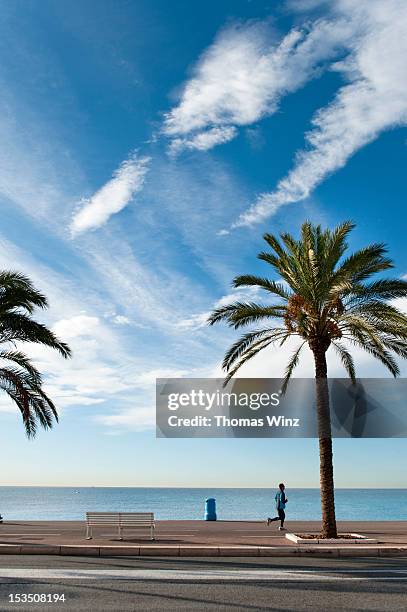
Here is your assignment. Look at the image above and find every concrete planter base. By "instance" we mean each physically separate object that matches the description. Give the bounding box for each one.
[286,532,377,544]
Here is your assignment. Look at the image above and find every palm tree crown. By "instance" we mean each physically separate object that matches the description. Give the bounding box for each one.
[0,271,71,437]
[209,221,407,386]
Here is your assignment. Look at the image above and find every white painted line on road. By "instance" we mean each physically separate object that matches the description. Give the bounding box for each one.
[136,534,198,536]
[0,533,61,536]
[0,568,407,582]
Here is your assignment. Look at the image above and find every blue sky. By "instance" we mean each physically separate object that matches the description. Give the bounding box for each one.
[0,0,406,487]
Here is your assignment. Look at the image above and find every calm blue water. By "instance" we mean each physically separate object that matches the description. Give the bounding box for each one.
[0,488,405,521]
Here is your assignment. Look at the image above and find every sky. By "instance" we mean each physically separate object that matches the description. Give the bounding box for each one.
[0,0,406,488]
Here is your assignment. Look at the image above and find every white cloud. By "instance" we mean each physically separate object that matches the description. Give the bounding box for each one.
[169,126,237,155]
[71,153,150,235]
[135,368,190,387]
[234,0,407,226]
[95,406,155,431]
[392,296,407,315]
[52,315,100,339]
[112,315,131,325]
[20,314,137,409]
[163,18,352,153]
[175,312,210,331]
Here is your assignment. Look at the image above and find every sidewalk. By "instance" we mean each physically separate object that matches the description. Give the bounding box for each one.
[0,520,406,557]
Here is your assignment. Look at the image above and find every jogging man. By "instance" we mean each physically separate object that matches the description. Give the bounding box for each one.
[266,483,287,530]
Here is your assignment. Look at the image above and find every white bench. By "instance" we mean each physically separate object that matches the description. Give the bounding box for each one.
[85,512,155,541]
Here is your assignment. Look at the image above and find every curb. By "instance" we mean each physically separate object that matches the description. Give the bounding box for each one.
[0,545,406,557]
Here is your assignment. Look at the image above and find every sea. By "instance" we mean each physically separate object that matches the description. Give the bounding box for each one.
[0,488,405,521]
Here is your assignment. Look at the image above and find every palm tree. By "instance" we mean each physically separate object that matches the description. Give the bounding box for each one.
[208,221,407,538]
[0,271,71,438]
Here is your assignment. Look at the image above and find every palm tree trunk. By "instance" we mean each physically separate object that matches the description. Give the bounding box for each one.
[313,346,338,539]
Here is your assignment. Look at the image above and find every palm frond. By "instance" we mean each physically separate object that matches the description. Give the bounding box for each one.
[332,342,356,382]
[281,342,306,394]
[222,328,287,370]
[324,220,354,271]
[347,279,407,304]
[208,302,285,329]
[333,244,393,285]
[0,270,71,436]
[378,336,407,358]
[0,313,71,357]
[0,271,48,313]
[0,367,58,438]
[233,275,292,300]
[339,314,387,351]
[262,233,287,259]
[346,300,407,325]
[348,338,400,377]
[0,350,42,384]
[223,337,274,386]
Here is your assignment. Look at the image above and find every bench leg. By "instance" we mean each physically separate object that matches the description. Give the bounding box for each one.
[151,526,155,541]
[86,525,92,540]
[118,525,123,541]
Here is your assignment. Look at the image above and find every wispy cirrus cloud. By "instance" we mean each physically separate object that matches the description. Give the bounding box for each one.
[162,1,407,228]
[70,153,150,236]
[0,236,202,419]
[234,0,407,227]
[169,126,237,156]
[163,18,352,153]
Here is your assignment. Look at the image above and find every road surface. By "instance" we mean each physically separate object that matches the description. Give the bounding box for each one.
[0,554,406,610]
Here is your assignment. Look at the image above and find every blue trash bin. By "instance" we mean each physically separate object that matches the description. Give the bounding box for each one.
[205,498,217,521]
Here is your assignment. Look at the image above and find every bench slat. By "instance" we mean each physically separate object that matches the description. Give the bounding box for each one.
[86,512,154,526]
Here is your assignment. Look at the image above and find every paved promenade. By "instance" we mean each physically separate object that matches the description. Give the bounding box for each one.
[0,520,406,556]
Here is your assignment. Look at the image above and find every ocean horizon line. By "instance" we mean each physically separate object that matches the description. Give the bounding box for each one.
[1,485,406,490]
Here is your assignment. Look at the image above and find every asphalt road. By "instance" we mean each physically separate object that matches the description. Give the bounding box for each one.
[0,555,406,611]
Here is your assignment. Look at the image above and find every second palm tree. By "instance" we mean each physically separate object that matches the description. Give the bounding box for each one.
[209,221,407,538]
